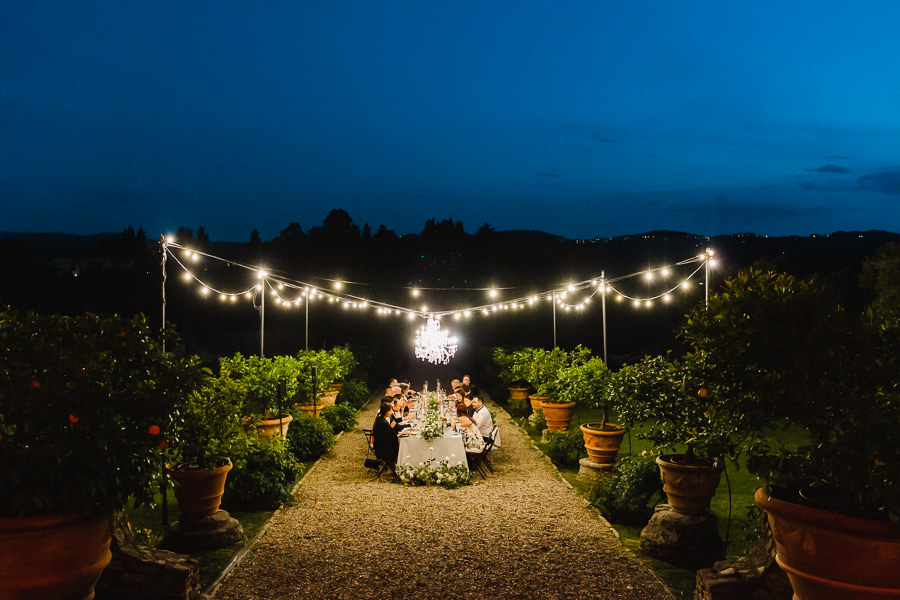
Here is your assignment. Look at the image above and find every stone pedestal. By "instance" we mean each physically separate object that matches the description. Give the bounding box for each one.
[695,531,793,600]
[640,504,724,569]
[162,509,244,554]
[577,457,615,483]
[95,511,200,600]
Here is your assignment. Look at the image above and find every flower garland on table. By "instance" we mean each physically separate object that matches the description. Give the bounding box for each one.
[397,457,471,489]
[419,392,445,442]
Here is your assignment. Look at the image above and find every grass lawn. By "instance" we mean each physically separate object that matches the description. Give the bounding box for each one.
[125,461,312,592]
[519,405,773,600]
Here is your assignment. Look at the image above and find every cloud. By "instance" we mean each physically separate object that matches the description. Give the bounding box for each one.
[806,164,853,174]
[857,169,900,195]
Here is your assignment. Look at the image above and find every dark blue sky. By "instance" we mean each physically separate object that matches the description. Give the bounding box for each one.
[3,1,899,241]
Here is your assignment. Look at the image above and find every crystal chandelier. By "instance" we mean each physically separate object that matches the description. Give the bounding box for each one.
[414,317,458,365]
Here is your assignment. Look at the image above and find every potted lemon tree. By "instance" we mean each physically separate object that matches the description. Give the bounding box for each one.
[491,347,532,401]
[680,264,900,599]
[556,352,625,465]
[166,372,249,520]
[529,346,577,429]
[609,351,734,515]
[0,308,204,599]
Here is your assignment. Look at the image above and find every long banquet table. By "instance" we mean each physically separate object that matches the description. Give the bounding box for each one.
[397,431,468,470]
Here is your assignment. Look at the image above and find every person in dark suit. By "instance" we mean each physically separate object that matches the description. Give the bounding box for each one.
[372,401,401,466]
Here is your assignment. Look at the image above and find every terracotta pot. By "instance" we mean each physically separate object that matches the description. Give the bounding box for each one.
[580,422,627,464]
[168,460,233,519]
[508,386,529,400]
[529,394,548,412]
[318,391,338,407]
[0,512,112,600]
[755,487,900,600]
[257,413,293,438]
[298,404,323,417]
[656,454,724,515]
[540,401,576,430]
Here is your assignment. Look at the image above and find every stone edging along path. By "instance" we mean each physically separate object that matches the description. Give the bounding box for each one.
[209,394,675,600]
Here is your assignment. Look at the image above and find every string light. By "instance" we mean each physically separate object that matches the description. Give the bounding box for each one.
[161,239,713,321]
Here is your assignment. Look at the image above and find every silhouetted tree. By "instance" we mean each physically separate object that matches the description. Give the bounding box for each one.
[373,224,397,241]
[476,222,495,236]
[274,222,305,244]
[195,227,210,249]
[309,208,360,241]
[176,226,194,244]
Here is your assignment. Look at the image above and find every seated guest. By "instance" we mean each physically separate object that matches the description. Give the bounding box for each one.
[398,379,410,396]
[448,379,464,403]
[391,395,410,430]
[373,402,402,466]
[462,393,475,417]
[457,404,485,451]
[385,378,399,397]
[470,396,493,439]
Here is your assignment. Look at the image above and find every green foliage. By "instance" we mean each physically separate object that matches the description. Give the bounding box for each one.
[556,353,611,420]
[294,349,342,403]
[541,428,586,467]
[507,393,531,417]
[528,347,571,399]
[319,403,358,434]
[222,436,301,511]
[218,353,297,417]
[531,410,546,433]
[331,344,358,381]
[335,378,370,410]
[286,412,335,460]
[218,346,358,416]
[396,458,471,489]
[491,347,531,386]
[681,264,900,523]
[590,453,664,525]
[168,371,249,470]
[0,308,206,517]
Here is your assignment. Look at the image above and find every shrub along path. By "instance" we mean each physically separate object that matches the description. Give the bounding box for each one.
[210,393,674,600]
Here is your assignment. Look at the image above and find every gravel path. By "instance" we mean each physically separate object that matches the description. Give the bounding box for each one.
[210,395,674,600]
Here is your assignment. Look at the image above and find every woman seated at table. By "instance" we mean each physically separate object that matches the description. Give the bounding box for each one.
[373,401,407,467]
[457,404,485,451]
[391,395,411,430]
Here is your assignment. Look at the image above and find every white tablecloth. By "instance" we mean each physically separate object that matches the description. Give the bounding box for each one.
[398,434,467,470]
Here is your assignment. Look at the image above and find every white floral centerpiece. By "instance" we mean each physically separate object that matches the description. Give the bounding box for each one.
[420,391,445,442]
[397,457,471,489]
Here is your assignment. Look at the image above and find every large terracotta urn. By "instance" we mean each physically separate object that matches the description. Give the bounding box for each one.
[257,413,293,438]
[540,401,576,431]
[529,394,548,412]
[656,454,724,515]
[508,386,529,401]
[580,422,627,464]
[318,391,338,407]
[0,512,112,600]
[755,487,900,600]
[168,460,233,519]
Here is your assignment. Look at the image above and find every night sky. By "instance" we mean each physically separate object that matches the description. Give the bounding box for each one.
[3,1,900,241]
